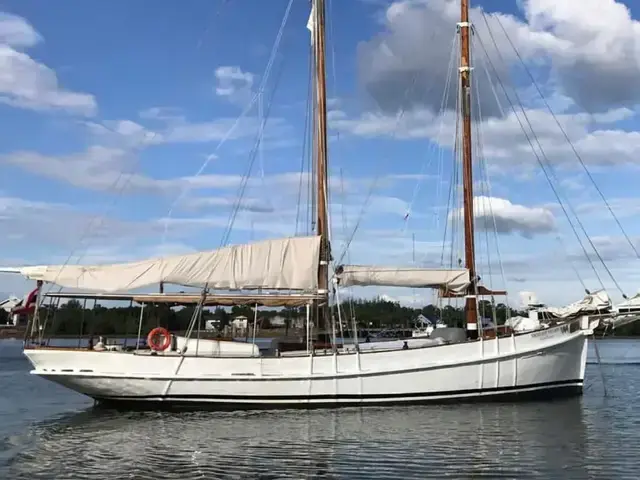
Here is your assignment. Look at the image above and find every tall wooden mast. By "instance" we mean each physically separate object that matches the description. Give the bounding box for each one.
[460,0,478,338]
[312,0,330,326]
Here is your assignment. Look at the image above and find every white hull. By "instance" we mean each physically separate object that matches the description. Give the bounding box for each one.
[24,322,589,409]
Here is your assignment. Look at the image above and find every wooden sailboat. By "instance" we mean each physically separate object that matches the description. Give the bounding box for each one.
[0,0,626,408]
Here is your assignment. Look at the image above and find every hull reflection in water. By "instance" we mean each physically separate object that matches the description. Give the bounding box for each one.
[23,323,589,409]
[4,399,593,479]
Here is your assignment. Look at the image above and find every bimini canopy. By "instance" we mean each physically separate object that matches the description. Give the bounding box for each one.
[0,236,321,293]
[334,265,470,294]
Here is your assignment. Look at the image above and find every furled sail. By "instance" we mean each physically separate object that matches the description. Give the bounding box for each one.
[0,236,321,293]
[334,265,470,293]
[541,290,612,319]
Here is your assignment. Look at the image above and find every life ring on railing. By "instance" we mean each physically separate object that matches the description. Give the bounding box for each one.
[147,327,171,352]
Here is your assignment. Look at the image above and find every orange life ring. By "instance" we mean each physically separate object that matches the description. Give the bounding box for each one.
[147,327,171,352]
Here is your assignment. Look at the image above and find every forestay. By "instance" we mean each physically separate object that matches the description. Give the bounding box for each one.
[0,236,321,293]
[334,265,470,293]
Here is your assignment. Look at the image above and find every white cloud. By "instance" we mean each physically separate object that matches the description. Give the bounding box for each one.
[138,106,183,122]
[0,13,96,115]
[84,120,161,148]
[0,146,148,192]
[452,196,555,238]
[330,104,640,170]
[0,195,221,265]
[0,145,361,197]
[181,196,275,213]
[0,196,202,296]
[0,12,40,47]
[358,0,640,116]
[214,66,254,106]
[0,196,146,252]
[523,0,640,112]
[87,111,291,146]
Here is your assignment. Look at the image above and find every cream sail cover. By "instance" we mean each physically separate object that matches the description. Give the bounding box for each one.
[542,289,612,318]
[1,236,321,293]
[335,265,470,293]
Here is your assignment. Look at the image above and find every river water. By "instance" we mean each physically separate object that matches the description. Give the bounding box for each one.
[1,338,639,479]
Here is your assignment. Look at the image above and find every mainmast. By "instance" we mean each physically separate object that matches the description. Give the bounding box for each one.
[311,0,330,326]
[459,0,478,339]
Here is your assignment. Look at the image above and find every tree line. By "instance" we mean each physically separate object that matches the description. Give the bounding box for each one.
[2,297,639,336]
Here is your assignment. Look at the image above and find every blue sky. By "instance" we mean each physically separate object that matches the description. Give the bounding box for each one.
[2,0,640,308]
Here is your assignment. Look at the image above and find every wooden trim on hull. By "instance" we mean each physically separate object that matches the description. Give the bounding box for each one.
[91,380,583,411]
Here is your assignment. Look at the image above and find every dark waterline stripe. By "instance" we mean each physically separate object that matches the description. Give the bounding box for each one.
[95,378,582,401]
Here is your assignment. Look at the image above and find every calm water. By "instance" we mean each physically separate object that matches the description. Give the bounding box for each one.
[1,339,639,479]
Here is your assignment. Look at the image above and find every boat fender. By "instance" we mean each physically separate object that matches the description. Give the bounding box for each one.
[147,327,172,352]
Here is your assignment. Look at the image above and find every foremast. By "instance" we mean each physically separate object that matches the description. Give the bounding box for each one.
[459,0,478,339]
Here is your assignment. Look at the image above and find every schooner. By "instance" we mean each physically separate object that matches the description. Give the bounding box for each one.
[1,0,637,408]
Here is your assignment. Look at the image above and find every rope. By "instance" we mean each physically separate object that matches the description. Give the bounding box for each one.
[404,34,458,231]
[219,59,286,248]
[489,12,640,262]
[471,45,512,309]
[40,131,159,302]
[295,41,314,236]
[473,25,620,295]
[160,0,296,246]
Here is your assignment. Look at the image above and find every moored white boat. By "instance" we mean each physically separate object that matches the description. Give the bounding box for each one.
[4,0,640,412]
[24,317,590,408]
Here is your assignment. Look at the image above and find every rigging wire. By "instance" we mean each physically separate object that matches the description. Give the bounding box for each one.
[404,34,458,231]
[39,132,159,302]
[554,233,589,292]
[334,28,459,270]
[473,24,622,296]
[34,0,235,326]
[471,39,511,310]
[440,56,462,271]
[219,59,287,247]
[160,0,296,247]
[488,11,640,263]
[478,20,622,296]
[471,68,494,301]
[433,36,460,245]
[295,41,314,236]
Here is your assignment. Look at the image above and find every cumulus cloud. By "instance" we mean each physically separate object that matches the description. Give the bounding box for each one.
[357,0,640,117]
[330,103,640,169]
[0,196,166,251]
[358,0,500,116]
[214,66,254,106]
[524,0,640,112]
[181,196,275,214]
[0,12,96,115]
[452,196,555,238]
[0,12,40,47]
[85,105,295,155]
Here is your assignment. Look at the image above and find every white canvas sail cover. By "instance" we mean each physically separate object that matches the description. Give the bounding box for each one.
[0,236,321,293]
[542,290,612,319]
[335,265,470,293]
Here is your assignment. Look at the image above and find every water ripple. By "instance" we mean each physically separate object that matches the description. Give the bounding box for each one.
[1,339,640,479]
